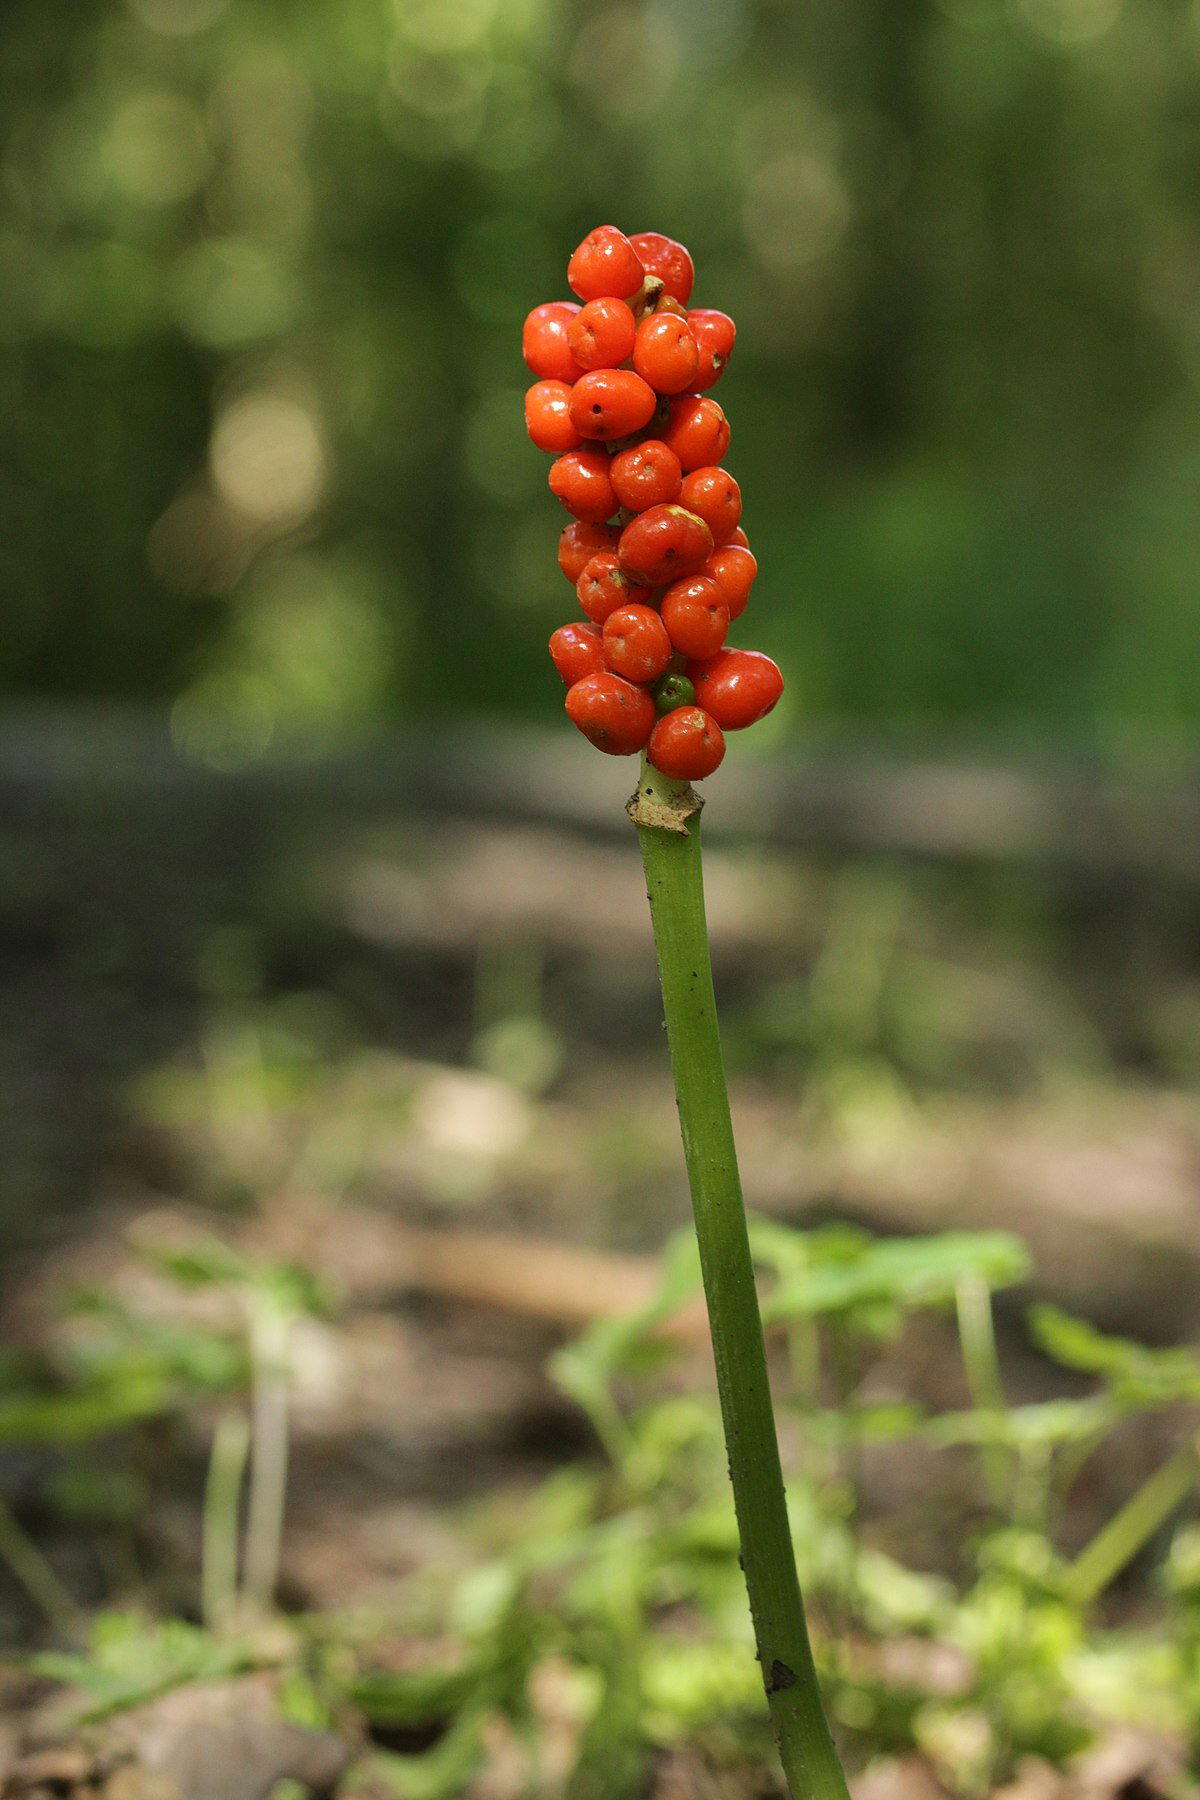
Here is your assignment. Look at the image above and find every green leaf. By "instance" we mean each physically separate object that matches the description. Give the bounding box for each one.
[1029,1306,1200,1407]
[349,1664,477,1730]
[29,1613,256,1719]
[371,1712,486,1800]
[762,1230,1029,1325]
[925,1397,1115,1450]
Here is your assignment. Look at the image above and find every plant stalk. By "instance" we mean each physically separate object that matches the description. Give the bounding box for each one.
[202,1409,251,1633]
[243,1304,292,1613]
[630,758,849,1800]
[1065,1436,1199,1607]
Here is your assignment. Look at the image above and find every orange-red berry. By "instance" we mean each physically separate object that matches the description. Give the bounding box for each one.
[731,526,750,549]
[618,504,713,587]
[558,520,619,583]
[628,232,694,306]
[569,368,658,442]
[549,622,606,684]
[661,395,731,471]
[576,550,634,624]
[568,296,637,371]
[647,706,726,780]
[602,602,673,683]
[549,449,617,523]
[633,314,699,395]
[525,380,583,454]
[567,226,644,302]
[660,574,729,659]
[679,466,742,546]
[565,670,656,755]
[703,544,757,620]
[688,648,783,729]
[522,301,584,382]
[687,309,736,389]
[609,439,682,512]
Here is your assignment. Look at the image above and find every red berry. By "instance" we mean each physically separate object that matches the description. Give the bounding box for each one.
[633,313,699,395]
[576,550,634,624]
[687,309,736,389]
[660,574,729,659]
[568,296,637,371]
[704,544,757,620]
[602,602,673,684]
[565,670,656,755]
[689,649,783,730]
[609,439,682,512]
[522,301,584,382]
[648,706,726,780]
[525,380,583,454]
[731,526,750,549]
[628,232,695,306]
[680,466,742,546]
[549,622,606,684]
[661,395,731,471]
[549,449,617,523]
[567,226,644,302]
[619,504,713,587]
[558,520,619,583]
[569,368,658,442]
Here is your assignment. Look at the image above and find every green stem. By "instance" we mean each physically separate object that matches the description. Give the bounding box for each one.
[0,1494,81,1639]
[1065,1438,1199,1608]
[202,1410,251,1634]
[630,759,849,1800]
[954,1274,1011,1510]
[243,1304,292,1614]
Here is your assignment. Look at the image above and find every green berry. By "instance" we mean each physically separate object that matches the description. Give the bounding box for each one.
[653,671,695,714]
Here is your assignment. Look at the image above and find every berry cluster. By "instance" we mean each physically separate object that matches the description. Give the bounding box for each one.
[523,227,783,782]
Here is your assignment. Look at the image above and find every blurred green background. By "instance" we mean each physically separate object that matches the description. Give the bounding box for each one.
[4,0,1200,760]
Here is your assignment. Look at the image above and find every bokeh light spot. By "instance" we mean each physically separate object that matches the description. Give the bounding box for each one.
[568,7,680,123]
[172,238,297,347]
[104,93,209,206]
[743,154,851,272]
[1014,0,1123,43]
[125,0,230,35]
[210,391,327,525]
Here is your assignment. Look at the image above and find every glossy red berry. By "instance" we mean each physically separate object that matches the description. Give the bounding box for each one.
[569,368,658,442]
[628,232,694,306]
[660,574,729,659]
[661,395,731,471]
[703,544,757,620]
[680,466,742,546]
[549,449,617,523]
[565,670,656,755]
[687,309,736,389]
[549,622,606,684]
[689,648,783,730]
[609,439,682,512]
[731,526,750,549]
[602,603,673,684]
[525,380,583,454]
[568,296,637,371]
[648,706,726,780]
[567,226,645,302]
[558,520,619,583]
[576,550,634,624]
[619,505,713,587]
[522,302,584,383]
[633,314,699,395]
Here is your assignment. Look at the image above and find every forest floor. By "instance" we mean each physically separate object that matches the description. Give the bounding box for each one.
[0,730,1198,1798]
